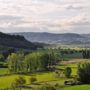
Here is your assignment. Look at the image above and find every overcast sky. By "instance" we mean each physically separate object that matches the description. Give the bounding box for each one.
[0,0,89,33]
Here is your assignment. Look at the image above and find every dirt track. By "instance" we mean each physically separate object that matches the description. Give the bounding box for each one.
[61,59,90,64]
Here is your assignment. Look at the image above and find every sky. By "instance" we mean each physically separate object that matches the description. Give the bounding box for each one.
[0,0,89,33]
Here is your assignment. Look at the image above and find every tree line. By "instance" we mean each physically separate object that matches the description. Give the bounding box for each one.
[7,51,57,73]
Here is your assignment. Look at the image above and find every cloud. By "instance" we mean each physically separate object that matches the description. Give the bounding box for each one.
[0,0,89,33]
[0,15,22,21]
[0,14,89,34]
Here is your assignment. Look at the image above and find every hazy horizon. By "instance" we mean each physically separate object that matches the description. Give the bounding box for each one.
[0,0,89,34]
[1,31,90,35]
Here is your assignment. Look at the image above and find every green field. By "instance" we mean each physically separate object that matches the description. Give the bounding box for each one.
[0,68,9,74]
[0,72,66,89]
[0,61,77,89]
[0,59,90,90]
[63,85,90,90]
[56,63,78,76]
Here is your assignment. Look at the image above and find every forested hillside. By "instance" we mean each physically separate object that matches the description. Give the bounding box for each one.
[10,32,90,45]
[0,32,42,50]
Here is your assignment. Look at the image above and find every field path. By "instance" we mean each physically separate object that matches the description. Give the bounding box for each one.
[61,59,90,64]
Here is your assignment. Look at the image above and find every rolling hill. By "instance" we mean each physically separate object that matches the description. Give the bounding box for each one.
[0,32,42,50]
[10,32,90,45]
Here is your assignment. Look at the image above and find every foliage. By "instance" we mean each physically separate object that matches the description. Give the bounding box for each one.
[7,51,57,73]
[30,76,37,84]
[0,32,38,50]
[12,76,26,87]
[82,50,90,59]
[77,62,90,84]
[0,54,4,62]
[7,53,25,73]
[64,67,72,78]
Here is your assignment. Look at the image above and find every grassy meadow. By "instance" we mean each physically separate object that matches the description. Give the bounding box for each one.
[0,59,90,90]
[0,59,88,90]
[63,85,90,90]
[0,71,66,89]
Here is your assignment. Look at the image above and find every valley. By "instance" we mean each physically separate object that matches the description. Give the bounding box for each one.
[0,32,90,90]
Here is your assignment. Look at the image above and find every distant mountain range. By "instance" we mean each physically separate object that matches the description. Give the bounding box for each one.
[9,32,90,46]
[0,32,42,50]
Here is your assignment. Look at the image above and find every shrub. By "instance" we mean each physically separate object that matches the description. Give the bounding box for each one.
[64,79,81,86]
[55,71,60,78]
[64,80,74,85]
[64,67,72,78]
[77,62,90,84]
[30,76,37,84]
[12,76,26,87]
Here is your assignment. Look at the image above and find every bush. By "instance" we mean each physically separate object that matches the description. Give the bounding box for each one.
[12,76,26,87]
[55,71,60,78]
[64,80,74,85]
[30,76,37,84]
[64,79,81,86]
[77,62,90,84]
[64,67,72,78]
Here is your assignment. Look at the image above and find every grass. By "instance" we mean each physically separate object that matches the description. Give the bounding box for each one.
[0,59,90,89]
[62,53,82,60]
[0,62,77,89]
[63,85,90,90]
[0,72,62,89]
[0,75,19,89]
[56,63,78,76]
[0,68,9,74]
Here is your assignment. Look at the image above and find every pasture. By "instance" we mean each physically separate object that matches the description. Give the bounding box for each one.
[63,85,90,90]
[0,59,90,90]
